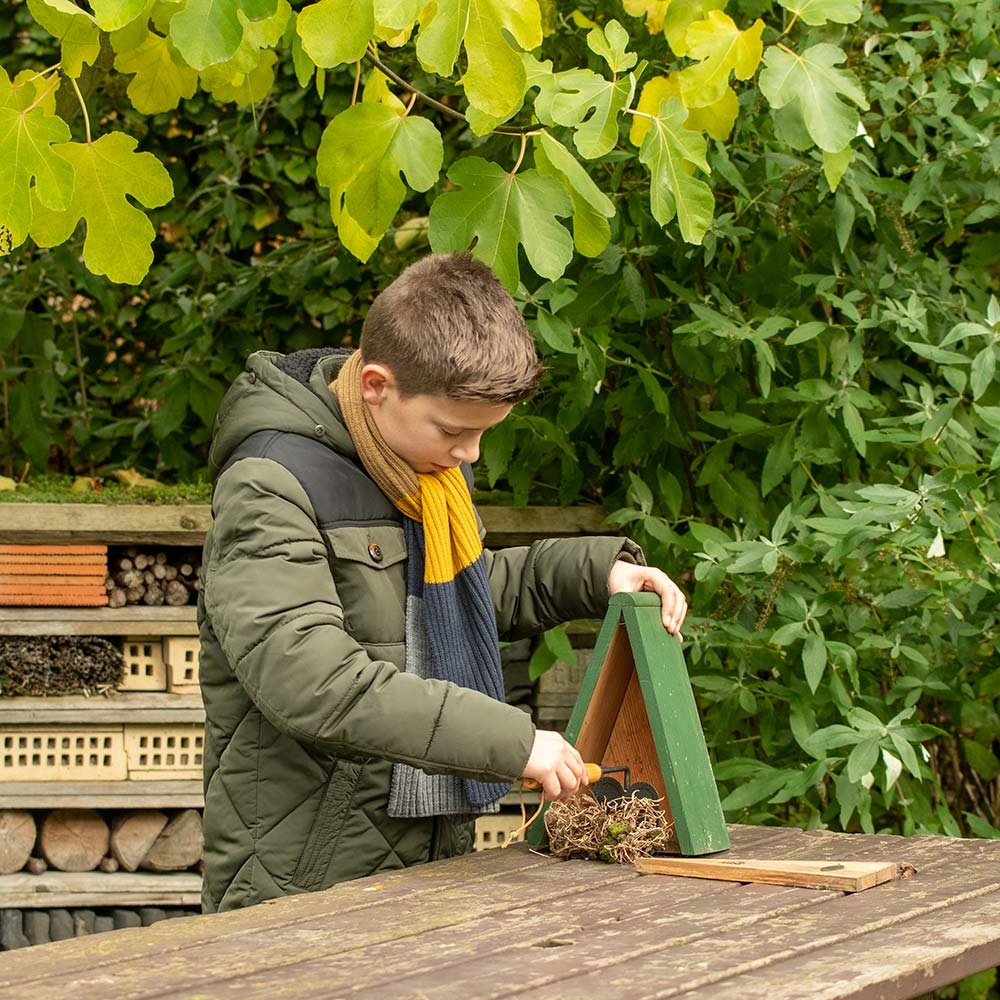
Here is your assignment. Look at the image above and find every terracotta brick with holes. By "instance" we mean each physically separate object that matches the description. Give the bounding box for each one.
[119,638,167,692]
[123,724,205,780]
[1,728,127,781]
[162,637,201,694]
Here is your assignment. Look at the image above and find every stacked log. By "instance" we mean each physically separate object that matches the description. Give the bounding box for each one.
[105,547,201,609]
[0,808,204,875]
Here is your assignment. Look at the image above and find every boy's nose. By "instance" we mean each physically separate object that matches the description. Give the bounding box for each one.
[451,439,480,464]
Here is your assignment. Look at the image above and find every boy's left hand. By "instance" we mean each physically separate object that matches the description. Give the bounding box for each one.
[608,561,687,638]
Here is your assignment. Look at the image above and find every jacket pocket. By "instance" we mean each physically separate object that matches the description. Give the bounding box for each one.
[325,525,407,646]
[291,757,363,892]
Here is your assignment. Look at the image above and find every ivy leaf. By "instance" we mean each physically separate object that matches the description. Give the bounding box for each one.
[533,132,613,257]
[776,0,862,26]
[28,131,173,285]
[759,44,869,153]
[297,0,373,68]
[543,69,635,159]
[416,0,542,119]
[586,19,637,73]
[317,103,442,261]
[679,11,764,108]
[0,85,73,248]
[428,156,573,292]
[631,73,738,144]
[823,145,853,193]
[114,31,199,114]
[27,0,101,77]
[637,97,714,244]
[169,0,279,71]
[89,0,147,31]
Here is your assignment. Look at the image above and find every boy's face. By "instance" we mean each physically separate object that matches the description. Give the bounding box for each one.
[359,364,512,474]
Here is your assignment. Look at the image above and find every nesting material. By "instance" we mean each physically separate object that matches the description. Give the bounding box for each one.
[0,636,125,696]
[545,791,679,864]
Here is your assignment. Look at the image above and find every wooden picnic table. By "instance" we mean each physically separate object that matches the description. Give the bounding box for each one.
[0,824,997,999]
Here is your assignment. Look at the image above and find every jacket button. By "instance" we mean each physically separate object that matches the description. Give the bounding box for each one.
[247,372,256,384]
[368,543,383,563]
[314,424,325,436]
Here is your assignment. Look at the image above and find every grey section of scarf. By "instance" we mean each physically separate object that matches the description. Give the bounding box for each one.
[387,593,500,818]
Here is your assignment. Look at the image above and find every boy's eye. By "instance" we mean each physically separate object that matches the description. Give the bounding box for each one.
[439,427,460,438]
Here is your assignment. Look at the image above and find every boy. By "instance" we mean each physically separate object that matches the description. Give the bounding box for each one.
[198,253,687,912]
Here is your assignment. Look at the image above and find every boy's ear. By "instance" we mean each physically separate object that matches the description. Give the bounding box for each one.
[360,363,396,405]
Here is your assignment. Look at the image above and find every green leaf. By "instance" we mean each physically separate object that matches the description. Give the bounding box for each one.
[416,0,542,119]
[296,0,373,69]
[209,49,278,105]
[679,11,764,108]
[546,69,635,159]
[663,0,726,57]
[533,133,613,258]
[802,633,827,693]
[785,321,827,346]
[114,30,199,114]
[170,0,279,71]
[846,736,879,783]
[529,624,577,680]
[720,768,789,811]
[971,346,996,400]
[90,0,147,31]
[429,156,573,292]
[962,738,1000,781]
[481,417,516,486]
[0,94,73,248]
[534,309,575,353]
[586,19,637,73]
[841,399,866,456]
[26,0,101,77]
[758,43,869,153]
[317,103,442,260]
[776,0,861,25]
[824,146,853,195]
[762,423,796,498]
[28,131,173,284]
[637,98,714,244]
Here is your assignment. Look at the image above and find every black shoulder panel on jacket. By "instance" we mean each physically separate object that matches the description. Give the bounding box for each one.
[217,430,401,529]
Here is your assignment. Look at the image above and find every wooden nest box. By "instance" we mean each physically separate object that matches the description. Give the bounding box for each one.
[547,591,731,856]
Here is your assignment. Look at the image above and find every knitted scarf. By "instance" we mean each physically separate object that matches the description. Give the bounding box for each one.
[331,351,509,816]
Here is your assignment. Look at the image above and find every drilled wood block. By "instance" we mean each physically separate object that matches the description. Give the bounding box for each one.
[124,725,204,780]
[0,728,127,782]
[119,638,167,692]
[162,637,200,694]
[473,813,526,852]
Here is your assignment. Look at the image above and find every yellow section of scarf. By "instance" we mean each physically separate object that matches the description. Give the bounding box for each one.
[331,351,483,584]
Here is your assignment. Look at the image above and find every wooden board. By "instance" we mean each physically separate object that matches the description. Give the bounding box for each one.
[634,856,903,892]
[0,606,198,636]
[0,503,608,548]
[0,693,205,725]
[0,870,202,908]
[0,779,204,809]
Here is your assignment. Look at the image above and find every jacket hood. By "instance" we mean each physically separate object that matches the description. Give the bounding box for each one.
[208,349,357,476]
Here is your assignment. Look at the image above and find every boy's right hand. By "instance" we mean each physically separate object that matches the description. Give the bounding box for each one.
[521,730,588,801]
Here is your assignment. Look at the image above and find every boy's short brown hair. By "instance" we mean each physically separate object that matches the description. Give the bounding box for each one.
[360,253,542,403]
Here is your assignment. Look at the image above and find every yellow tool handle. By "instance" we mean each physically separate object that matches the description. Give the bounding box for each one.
[522,762,603,790]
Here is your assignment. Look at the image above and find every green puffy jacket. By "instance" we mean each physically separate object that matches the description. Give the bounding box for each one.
[199,349,641,912]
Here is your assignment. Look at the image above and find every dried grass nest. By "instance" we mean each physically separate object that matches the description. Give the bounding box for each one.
[544,791,679,865]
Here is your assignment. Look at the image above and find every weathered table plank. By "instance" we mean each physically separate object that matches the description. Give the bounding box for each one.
[0,826,995,1000]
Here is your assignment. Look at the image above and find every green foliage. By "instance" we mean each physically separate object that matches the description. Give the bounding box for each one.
[4,0,869,288]
[1,0,999,849]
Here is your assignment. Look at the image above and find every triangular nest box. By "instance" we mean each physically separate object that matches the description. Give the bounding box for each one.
[542,592,730,856]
